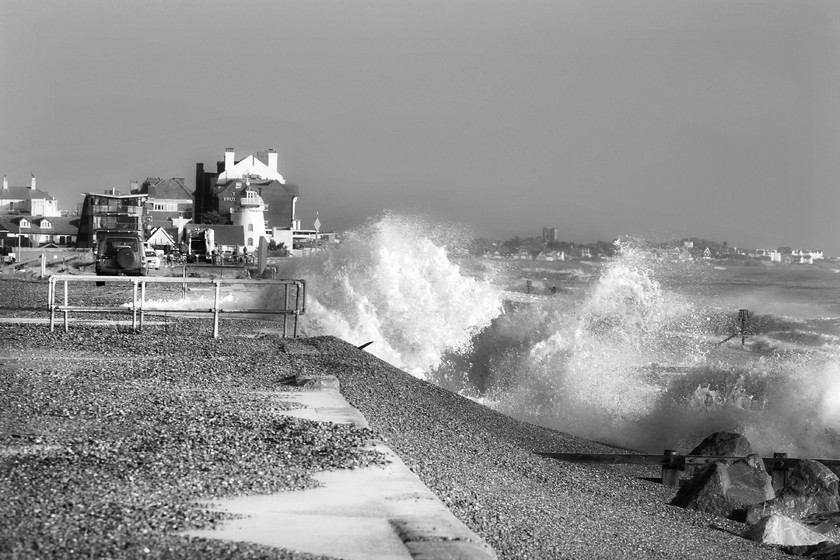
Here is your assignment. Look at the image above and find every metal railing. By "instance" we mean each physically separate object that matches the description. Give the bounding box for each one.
[47,275,306,338]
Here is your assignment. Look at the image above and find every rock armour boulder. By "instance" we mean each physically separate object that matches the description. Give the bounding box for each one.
[671,454,775,519]
[744,460,840,525]
[688,431,754,457]
[744,513,828,547]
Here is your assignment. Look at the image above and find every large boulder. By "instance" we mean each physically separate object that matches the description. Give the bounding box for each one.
[689,431,754,457]
[786,460,840,496]
[744,460,840,525]
[780,542,840,559]
[687,432,755,477]
[671,454,775,519]
[802,512,840,542]
[744,513,829,547]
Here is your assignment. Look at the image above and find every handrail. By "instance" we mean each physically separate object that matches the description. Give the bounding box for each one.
[47,275,305,338]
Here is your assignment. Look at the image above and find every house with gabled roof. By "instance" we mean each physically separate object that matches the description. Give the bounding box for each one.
[146,226,176,249]
[132,177,193,239]
[0,215,78,249]
[217,149,286,183]
[24,216,79,247]
[0,174,61,216]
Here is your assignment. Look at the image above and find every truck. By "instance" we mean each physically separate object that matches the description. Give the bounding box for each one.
[186,228,216,263]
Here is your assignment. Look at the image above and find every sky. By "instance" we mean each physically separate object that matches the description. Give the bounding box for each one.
[2,0,840,253]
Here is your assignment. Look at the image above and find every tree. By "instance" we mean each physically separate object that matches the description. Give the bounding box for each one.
[268,240,288,256]
[201,210,225,224]
[548,240,574,253]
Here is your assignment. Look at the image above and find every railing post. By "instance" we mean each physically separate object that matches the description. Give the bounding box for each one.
[299,279,306,315]
[662,449,682,487]
[283,283,289,337]
[131,279,138,332]
[213,280,220,338]
[139,280,146,332]
[48,277,55,332]
[292,283,300,337]
[772,452,788,492]
[63,279,69,333]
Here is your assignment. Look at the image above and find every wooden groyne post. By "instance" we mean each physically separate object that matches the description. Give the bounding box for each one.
[538,451,838,488]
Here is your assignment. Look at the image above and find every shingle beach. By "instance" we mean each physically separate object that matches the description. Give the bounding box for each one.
[0,278,789,559]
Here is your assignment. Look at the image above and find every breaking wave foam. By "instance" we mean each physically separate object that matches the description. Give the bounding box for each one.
[257,221,840,459]
[269,213,503,374]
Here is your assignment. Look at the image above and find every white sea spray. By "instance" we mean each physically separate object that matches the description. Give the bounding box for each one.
[469,240,840,458]
[268,213,503,375]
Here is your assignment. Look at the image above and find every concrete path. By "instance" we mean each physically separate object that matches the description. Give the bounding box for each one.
[186,375,497,560]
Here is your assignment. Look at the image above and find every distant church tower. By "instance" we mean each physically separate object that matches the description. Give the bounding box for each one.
[230,183,267,250]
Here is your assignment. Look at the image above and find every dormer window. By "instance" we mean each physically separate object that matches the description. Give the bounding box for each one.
[40,220,51,229]
[18,218,29,228]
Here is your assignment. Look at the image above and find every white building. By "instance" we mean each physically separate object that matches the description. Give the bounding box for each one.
[0,174,61,216]
[218,148,287,184]
[230,186,268,252]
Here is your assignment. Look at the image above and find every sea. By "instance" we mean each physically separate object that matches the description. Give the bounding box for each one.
[267,214,840,460]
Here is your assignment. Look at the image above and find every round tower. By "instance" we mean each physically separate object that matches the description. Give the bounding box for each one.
[230,187,267,251]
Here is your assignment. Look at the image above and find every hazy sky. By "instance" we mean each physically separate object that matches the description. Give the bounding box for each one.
[2,1,839,252]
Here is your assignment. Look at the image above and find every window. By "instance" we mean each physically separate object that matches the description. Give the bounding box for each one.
[18,218,29,228]
[151,202,176,212]
[248,224,254,231]
[40,220,51,229]
[247,237,253,246]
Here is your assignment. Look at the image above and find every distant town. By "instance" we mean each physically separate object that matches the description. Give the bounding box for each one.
[470,227,831,265]
[0,148,335,263]
[0,153,831,268]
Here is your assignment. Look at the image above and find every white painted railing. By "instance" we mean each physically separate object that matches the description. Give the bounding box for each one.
[47,275,305,338]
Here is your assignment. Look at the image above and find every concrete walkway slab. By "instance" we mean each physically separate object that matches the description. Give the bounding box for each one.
[185,375,496,560]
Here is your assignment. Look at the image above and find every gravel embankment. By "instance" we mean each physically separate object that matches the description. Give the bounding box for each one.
[1,277,789,559]
[1,278,380,559]
[301,337,790,560]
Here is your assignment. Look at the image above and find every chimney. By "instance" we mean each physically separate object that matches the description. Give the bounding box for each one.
[2,175,7,190]
[224,148,235,171]
[30,173,36,190]
[267,148,278,172]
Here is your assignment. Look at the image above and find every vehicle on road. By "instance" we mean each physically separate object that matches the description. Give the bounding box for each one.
[95,233,147,279]
[186,228,215,263]
[145,249,160,270]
